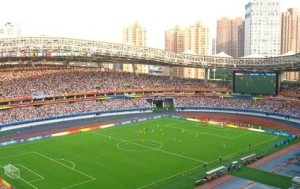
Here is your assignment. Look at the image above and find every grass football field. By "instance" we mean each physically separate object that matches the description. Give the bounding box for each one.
[0,117,286,189]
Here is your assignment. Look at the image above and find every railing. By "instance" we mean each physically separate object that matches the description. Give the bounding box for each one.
[176,106,300,121]
[0,108,151,129]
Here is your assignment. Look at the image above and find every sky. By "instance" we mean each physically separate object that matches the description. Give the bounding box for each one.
[0,0,299,49]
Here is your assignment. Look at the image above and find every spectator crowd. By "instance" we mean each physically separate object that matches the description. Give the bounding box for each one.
[175,97,300,117]
[0,64,299,125]
[0,98,150,125]
[0,97,299,125]
[0,64,230,98]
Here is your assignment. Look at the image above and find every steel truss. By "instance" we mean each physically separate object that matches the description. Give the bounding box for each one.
[0,37,299,71]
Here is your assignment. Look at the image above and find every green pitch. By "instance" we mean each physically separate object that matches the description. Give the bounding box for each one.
[0,117,286,189]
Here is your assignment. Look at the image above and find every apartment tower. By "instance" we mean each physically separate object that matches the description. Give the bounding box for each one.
[244,0,281,57]
[281,8,300,81]
[216,17,244,58]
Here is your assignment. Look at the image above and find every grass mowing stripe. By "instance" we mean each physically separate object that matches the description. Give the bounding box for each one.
[91,132,204,163]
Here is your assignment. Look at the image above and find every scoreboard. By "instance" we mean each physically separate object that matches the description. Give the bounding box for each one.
[233,71,278,96]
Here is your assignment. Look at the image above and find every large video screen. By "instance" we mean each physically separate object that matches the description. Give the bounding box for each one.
[233,71,278,96]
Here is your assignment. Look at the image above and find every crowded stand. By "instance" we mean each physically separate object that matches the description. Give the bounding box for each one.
[0,64,300,126]
[0,98,150,125]
[175,97,300,117]
[281,82,300,93]
[0,97,299,125]
[0,64,230,98]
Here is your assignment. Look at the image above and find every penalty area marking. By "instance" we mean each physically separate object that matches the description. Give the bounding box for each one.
[32,151,96,189]
[55,159,76,169]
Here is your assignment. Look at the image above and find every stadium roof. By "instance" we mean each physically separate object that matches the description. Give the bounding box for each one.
[282,51,296,56]
[213,52,233,58]
[183,50,196,55]
[0,37,299,71]
[242,54,266,58]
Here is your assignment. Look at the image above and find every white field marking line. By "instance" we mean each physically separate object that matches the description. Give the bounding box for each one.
[208,136,279,164]
[192,123,229,132]
[0,164,39,189]
[164,117,228,132]
[55,159,76,169]
[33,151,96,180]
[230,132,251,139]
[137,135,279,189]
[136,163,204,189]
[27,177,45,183]
[0,151,34,160]
[163,124,233,139]
[61,178,96,189]
[164,122,254,140]
[186,120,228,132]
[16,164,44,183]
[64,160,76,169]
[91,132,204,163]
[19,177,39,189]
[116,140,164,152]
[0,132,89,150]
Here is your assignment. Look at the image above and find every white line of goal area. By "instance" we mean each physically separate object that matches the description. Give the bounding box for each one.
[0,151,96,189]
[16,164,44,183]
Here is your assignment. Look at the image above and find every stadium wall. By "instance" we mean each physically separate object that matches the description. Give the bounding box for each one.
[0,114,297,148]
[1,107,300,136]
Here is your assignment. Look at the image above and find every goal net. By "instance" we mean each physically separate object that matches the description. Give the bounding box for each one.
[4,164,20,179]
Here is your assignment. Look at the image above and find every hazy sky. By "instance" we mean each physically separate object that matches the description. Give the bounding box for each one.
[0,0,299,49]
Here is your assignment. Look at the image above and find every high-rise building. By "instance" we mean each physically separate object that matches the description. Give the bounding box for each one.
[123,21,147,47]
[183,21,210,55]
[165,21,210,79]
[281,8,300,81]
[182,21,210,79]
[281,8,300,54]
[165,25,184,53]
[0,22,21,38]
[211,38,216,55]
[217,17,244,58]
[165,25,185,78]
[244,0,281,57]
[123,22,148,74]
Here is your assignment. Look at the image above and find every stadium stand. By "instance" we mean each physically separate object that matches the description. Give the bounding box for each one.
[0,64,230,98]
[0,98,150,124]
[175,97,300,117]
[0,64,299,126]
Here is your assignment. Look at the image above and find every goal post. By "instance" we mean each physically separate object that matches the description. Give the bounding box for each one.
[4,164,20,179]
